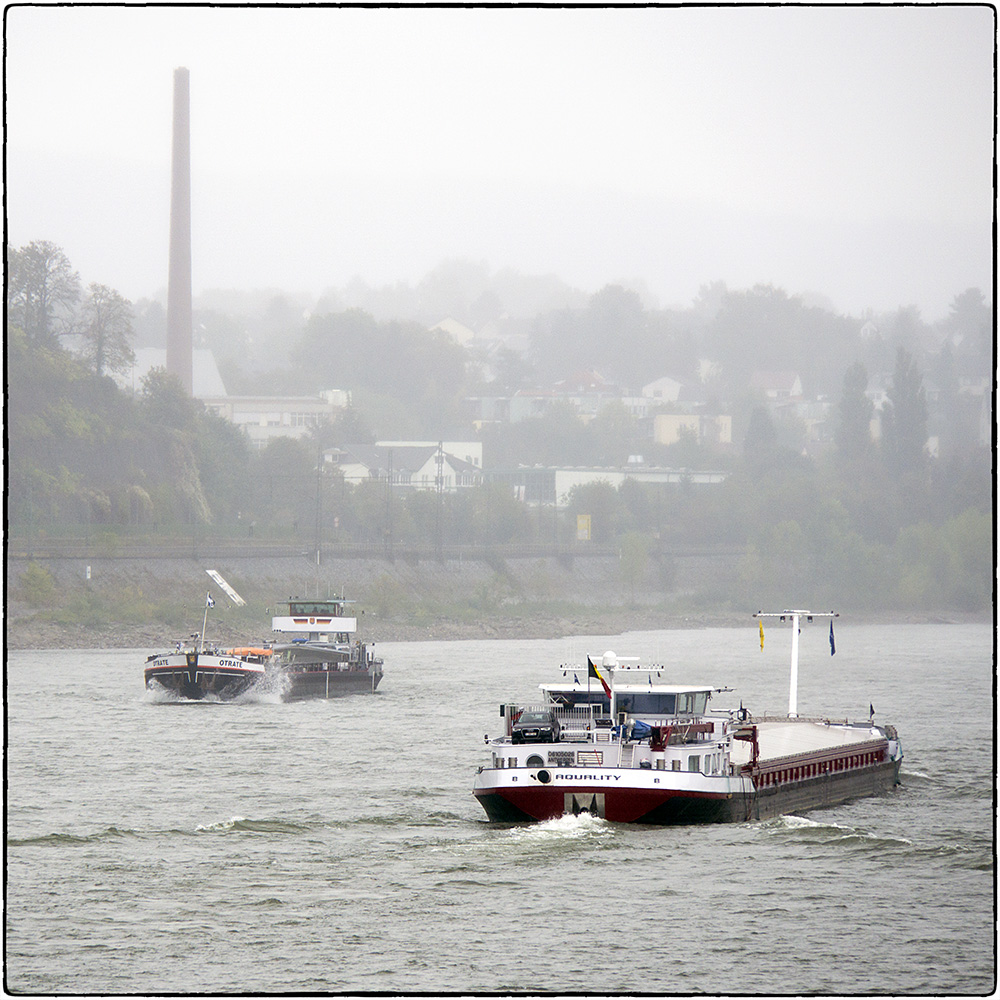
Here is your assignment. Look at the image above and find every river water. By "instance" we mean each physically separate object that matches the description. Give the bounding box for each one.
[6,623,994,996]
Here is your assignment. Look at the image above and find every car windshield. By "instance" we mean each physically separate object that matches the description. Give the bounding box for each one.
[518,712,551,723]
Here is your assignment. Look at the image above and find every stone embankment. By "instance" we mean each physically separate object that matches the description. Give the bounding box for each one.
[8,548,974,651]
[6,548,739,650]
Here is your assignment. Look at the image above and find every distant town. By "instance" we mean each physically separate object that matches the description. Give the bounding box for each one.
[8,238,993,625]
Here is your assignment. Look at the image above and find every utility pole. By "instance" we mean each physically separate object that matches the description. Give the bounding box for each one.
[385,448,393,560]
[315,451,322,566]
[435,441,444,560]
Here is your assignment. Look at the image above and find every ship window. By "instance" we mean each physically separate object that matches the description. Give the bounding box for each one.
[687,755,700,772]
[671,760,681,771]
[629,692,676,715]
[676,691,709,715]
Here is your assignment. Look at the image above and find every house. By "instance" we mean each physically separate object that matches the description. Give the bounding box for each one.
[486,463,730,508]
[326,441,483,492]
[641,376,683,403]
[430,318,477,347]
[653,413,732,447]
[750,371,803,401]
[202,392,350,450]
[109,345,349,450]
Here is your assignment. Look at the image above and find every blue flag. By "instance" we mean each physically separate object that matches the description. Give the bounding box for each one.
[829,620,836,655]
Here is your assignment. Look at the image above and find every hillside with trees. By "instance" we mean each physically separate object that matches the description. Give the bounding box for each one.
[6,242,993,621]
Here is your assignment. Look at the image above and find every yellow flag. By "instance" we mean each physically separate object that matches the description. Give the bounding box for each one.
[759,619,764,651]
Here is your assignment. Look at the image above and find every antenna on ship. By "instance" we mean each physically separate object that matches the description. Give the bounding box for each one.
[753,610,838,717]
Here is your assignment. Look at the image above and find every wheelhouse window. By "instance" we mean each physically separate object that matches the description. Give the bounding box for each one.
[677,692,709,715]
[625,692,676,715]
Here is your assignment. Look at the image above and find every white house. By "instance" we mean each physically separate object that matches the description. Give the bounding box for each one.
[325,441,483,492]
[750,371,804,400]
[642,376,684,403]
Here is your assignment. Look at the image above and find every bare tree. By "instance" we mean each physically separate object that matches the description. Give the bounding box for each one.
[81,283,135,377]
[6,240,81,346]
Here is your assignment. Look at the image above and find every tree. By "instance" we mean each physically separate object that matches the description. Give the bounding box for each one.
[885,305,928,357]
[295,309,470,436]
[942,287,992,376]
[140,367,198,429]
[589,400,635,465]
[487,345,533,393]
[744,405,777,457]
[6,240,81,347]
[834,361,874,462]
[81,283,135,377]
[880,346,928,479]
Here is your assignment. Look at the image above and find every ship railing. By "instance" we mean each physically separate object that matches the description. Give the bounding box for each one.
[746,713,853,725]
[611,717,722,744]
[552,705,611,742]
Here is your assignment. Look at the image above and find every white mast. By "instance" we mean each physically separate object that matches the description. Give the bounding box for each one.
[753,610,838,717]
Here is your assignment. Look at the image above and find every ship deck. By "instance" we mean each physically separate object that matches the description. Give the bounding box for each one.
[730,719,885,766]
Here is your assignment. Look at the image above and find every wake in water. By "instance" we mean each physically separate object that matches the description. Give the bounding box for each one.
[142,672,288,705]
[762,813,913,848]
[8,826,141,848]
[498,811,615,850]
[194,815,309,834]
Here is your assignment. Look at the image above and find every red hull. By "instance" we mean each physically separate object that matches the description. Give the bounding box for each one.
[475,758,901,825]
[475,783,741,824]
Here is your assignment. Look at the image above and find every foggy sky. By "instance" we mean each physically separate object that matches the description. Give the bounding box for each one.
[6,5,994,321]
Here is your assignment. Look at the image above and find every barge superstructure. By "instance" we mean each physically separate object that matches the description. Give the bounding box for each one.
[271,597,383,698]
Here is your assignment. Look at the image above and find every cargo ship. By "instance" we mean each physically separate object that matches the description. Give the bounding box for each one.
[270,597,383,699]
[473,611,902,824]
[144,572,382,701]
[144,579,269,700]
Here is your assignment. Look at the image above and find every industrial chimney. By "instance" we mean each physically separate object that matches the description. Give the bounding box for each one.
[166,66,193,395]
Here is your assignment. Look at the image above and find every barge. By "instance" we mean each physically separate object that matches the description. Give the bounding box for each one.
[473,611,902,824]
[271,597,383,699]
[144,578,268,700]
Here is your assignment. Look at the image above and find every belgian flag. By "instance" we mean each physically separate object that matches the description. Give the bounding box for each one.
[587,656,612,698]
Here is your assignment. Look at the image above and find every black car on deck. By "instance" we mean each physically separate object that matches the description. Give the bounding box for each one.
[511,709,561,744]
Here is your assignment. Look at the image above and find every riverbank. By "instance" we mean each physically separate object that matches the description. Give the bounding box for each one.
[6,605,983,651]
[5,606,744,650]
[6,549,987,650]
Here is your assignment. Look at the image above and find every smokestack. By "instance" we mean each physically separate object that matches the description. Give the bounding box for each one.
[166,66,193,395]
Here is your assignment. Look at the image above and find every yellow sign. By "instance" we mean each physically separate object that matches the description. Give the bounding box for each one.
[576,514,591,541]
